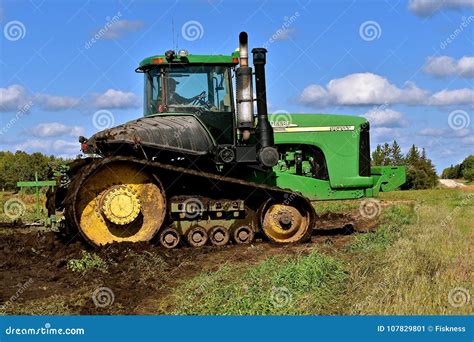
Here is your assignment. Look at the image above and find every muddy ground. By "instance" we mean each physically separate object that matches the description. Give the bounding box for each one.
[0,210,380,315]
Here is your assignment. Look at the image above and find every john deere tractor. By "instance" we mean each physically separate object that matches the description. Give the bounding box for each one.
[48,32,405,248]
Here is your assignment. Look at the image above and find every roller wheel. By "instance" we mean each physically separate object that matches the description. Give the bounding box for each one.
[186,226,208,247]
[209,226,230,246]
[232,225,254,244]
[159,227,181,249]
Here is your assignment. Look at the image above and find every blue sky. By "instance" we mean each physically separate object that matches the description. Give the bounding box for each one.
[0,0,473,172]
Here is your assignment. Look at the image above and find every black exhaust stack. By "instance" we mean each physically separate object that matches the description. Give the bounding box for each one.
[252,48,279,167]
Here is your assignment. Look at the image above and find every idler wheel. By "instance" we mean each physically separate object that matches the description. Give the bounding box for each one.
[186,226,208,247]
[262,204,310,243]
[159,227,181,249]
[209,226,230,246]
[233,225,254,244]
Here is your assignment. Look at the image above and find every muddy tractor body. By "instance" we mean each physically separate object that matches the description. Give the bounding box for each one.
[48,32,405,248]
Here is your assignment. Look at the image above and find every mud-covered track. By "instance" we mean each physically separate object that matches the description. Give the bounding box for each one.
[58,156,316,248]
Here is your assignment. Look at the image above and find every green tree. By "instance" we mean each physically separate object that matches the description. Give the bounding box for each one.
[391,140,403,165]
[381,142,392,165]
[0,150,69,191]
[461,155,474,181]
[371,145,384,166]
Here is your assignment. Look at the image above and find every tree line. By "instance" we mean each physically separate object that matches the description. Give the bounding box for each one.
[372,141,438,190]
[441,155,474,182]
[0,151,68,191]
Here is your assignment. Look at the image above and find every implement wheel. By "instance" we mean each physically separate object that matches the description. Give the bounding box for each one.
[73,161,166,246]
[261,201,312,243]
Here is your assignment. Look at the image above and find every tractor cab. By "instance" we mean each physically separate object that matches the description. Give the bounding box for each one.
[136,33,279,168]
[137,51,239,145]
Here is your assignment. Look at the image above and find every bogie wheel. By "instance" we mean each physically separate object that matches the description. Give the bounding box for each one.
[209,226,230,246]
[261,201,312,243]
[186,226,208,247]
[73,161,166,246]
[232,225,254,244]
[159,227,181,249]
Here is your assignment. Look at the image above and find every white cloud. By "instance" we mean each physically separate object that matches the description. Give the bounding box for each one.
[0,85,28,112]
[408,0,474,17]
[463,135,474,144]
[363,108,408,127]
[418,127,471,138]
[423,56,474,78]
[15,139,79,155]
[299,72,474,107]
[372,127,401,143]
[428,88,474,106]
[418,128,446,136]
[101,20,143,39]
[1,84,141,113]
[30,123,84,138]
[35,93,81,111]
[91,89,139,109]
[299,73,427,106]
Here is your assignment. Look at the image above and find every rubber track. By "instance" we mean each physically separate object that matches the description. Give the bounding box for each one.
[62,156,316,244]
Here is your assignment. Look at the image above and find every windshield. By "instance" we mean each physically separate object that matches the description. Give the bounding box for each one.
[144,65,233,115]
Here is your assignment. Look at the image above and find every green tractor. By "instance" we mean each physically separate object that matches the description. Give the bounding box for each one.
[48,32,405,248]
[268,113,405,200]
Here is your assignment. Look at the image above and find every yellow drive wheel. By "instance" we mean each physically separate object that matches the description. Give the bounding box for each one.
[74,161,166,246]
[262,204,311,243]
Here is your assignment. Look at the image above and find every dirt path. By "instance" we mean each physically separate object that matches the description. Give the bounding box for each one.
[439,179,466,188]
[0,210,380,315]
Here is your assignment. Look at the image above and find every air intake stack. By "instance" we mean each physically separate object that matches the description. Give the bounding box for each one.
[235,32,254,139]
[252,47,279,168]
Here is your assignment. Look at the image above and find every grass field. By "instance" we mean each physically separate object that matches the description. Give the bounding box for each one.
[1,187,472,315]
[165,188,473,315]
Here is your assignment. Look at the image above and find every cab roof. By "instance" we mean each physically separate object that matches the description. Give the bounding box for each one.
[139,52,240,70]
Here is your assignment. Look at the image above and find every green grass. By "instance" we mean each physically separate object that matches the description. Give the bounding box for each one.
[345,204,415,253]
[342,189,473,315]
[314,200,359,215]
[172,251,347,315]
[167,188,473,315]
[67,251,108,274]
